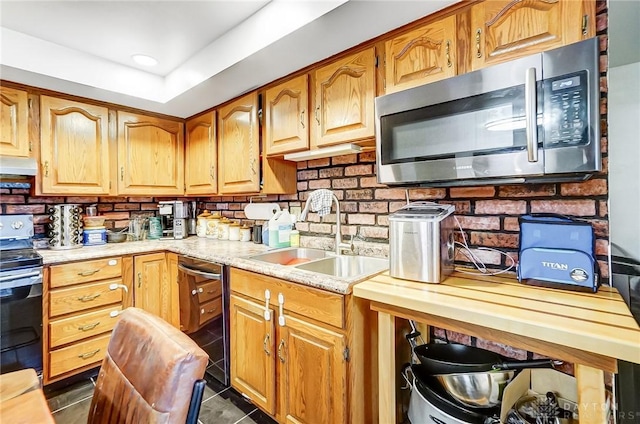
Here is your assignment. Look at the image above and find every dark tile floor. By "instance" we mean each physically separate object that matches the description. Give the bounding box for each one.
[44,372,277,424]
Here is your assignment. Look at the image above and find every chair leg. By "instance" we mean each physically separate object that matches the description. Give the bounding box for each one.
[185,379,207,424]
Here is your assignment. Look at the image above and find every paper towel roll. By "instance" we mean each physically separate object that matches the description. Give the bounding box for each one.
[244,203,281,220]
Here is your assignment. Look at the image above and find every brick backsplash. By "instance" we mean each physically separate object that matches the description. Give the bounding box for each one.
[0,0,609,370]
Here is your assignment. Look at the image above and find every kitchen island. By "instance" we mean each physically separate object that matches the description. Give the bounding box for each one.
[353,271,640,424]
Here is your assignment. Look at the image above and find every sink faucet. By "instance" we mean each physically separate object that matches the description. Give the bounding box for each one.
[300,190,353,255]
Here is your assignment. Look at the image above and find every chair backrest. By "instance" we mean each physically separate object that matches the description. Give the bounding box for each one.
[87,307,209,424]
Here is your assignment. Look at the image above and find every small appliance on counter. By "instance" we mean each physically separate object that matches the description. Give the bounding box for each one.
[389,202,455,284]
[48,204,83,250]
[158,200,188,239]
[517,214,599,292]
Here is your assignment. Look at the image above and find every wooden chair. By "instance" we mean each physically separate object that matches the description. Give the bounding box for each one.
[87,307,209,424]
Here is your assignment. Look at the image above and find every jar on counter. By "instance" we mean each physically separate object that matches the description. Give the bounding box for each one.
[228,222,241,241]
[217,218,230,240]
[206,213,221,239]
[240,224,251,242]
[197,210,211,237]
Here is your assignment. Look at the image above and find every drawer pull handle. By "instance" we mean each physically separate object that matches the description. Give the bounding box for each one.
[207,290,215,294]
[446,40,452,68]
[278,339,286,363]
[78,269,100,276]
[263,334,271,356]
[201,307,217,315]
[138,273,142,289]
[78,322,100,331]
[278,293,285,327]
[263,289,271,322]
[78,349,100,359]
[475,29,482,58]
[78,293,101,302]
[109,283,128,294]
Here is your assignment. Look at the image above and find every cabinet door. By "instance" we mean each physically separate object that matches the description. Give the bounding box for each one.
[277,314,346,424]
[166,252,180,329]
[185,111,217,195]
[311,48,376,148]
[230,294,276,415]
[0,86,30,157]
[117,111,184,195]
[217,92,260,194]
[264,74,309,155]
[385,15,457,94]
[134,253,172,322]
[471,0,594,71]
[39,96,111,195]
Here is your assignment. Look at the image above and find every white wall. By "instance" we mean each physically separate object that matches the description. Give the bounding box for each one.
[609,62,640,260]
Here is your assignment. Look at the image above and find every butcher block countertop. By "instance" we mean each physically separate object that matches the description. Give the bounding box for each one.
[353,271,640,366]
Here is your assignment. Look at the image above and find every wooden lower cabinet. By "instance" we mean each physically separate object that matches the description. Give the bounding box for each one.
[44,257,132,384]
[230,268,369,424]
[134,252,180,328]
[44,253,180,385]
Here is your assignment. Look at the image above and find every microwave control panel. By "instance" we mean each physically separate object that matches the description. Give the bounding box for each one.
[544,71,589,147]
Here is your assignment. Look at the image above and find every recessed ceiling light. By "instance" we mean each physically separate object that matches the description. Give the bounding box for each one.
[132,54,158,67]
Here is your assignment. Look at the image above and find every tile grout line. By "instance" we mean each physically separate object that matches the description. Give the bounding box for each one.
[51,393,93,414]
[201,386,230,403]
[232,407,258,424]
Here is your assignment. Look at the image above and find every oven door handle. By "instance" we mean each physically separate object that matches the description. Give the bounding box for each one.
[0,270,41,283]
[178,264,221,280]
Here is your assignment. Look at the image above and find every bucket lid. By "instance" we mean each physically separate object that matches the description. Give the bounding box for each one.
[389,202,454,221]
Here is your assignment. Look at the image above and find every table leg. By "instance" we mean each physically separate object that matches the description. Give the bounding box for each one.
[378,311,396,424]
[575,364,608,424]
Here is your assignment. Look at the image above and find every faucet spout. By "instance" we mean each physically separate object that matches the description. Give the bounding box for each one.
[299,190,353,255]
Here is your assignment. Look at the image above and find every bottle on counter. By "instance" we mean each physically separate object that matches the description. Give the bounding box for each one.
[290,229,300,247]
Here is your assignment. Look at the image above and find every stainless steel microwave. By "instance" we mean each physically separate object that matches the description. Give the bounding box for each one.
[375,38,600,187]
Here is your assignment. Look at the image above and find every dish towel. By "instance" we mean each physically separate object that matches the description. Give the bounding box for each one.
[309,189,334,217]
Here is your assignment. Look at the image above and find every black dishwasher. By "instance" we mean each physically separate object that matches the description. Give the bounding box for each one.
[177,255,229,386]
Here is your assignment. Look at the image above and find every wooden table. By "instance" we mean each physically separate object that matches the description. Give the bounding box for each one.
[353,271,640,424]
[0,369,55,423]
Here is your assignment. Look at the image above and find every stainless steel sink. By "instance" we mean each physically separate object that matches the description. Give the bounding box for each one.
[294,255,389,278]
[245,247,331,266]
[245,247,389,280]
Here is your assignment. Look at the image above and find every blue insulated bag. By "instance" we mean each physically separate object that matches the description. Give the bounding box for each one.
[517,214,599,292]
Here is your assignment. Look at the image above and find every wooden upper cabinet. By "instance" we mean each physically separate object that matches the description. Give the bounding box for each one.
[264,74,309,156]
[470,0,595,71]
[0,86,30,158]
[117,111,184,195]
[311,48,376,148]
[39,96,111,195]
[385,15,457,93]
[185,111,217,195]
[217,91,260,194]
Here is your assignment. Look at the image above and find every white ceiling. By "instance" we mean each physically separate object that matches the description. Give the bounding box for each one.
[0,0,459,118]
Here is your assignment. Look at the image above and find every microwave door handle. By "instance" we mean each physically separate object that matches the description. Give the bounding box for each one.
[525,67,539,163]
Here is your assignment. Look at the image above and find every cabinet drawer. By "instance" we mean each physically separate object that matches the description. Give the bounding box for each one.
[50,257,122,288]
[50,279,124,317]
[49,333,110,378]
[230,268,344,328]
[196,281,222,303]
[199,297,222,325]
[49,306,123,348]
